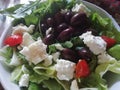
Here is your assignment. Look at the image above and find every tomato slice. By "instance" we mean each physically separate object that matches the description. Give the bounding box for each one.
[4,34,23,46]
[75,60,90,78]
[101,36,116,48]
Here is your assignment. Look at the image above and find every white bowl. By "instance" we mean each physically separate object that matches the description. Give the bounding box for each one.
[0,1,120,90]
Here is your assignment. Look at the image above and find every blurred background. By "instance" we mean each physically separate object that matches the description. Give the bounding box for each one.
[0,0,120,90]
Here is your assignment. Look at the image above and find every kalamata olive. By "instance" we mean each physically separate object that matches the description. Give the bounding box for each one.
[43,34,55,45]
[57,27,74,42]
[57,23,69,33]
[46,17,55,27]
[71,12,88,26]
[40,23,48,34]
[76,47,92,61]
[61,48,78,62]
[65,11,74,23]
[84,28,98,36]
[54,12,65,25]
[72,27,84,37]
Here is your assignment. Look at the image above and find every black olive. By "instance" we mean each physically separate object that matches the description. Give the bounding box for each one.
[71,12,90,30]
[57,27,74,42]
[61,48,78,63]
[76,47,92,62]
[57,23,69,33]
[46,17,55,27]
[43,34,55,45]
[54,12,65,25]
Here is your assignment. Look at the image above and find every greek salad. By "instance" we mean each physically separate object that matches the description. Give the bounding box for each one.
[0,0,120,90]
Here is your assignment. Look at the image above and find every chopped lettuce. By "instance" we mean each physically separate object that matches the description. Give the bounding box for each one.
[0,45,13,64]
[33,64,56,78]
[90,13,120,43]
[71,36,84,47]
[96,61,120,77]
[55,77,70,90]
[43,78,64,90]
[79,73,107,90]
[48,44,57,54]
[10,49,22,66]
[108,44,120,60]
[28,83,40,90]
[62,41,73,48]
[0,0,120,90]
[0,0,73,26]
[11,65,23,82]
[29,73,49,84]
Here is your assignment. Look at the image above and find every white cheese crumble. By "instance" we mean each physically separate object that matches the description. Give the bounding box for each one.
[20,32,35,47]
[43,55,53,66]
[54,43,64,51]
[20,40,47,65]
[19,74,29,87]
[72,3,91,16]
[80,31,107,55]
[98,52,115,64]
[70,80,79,90]
[55,59,76,81]
[12,24,35,35]
[52,52,60,61]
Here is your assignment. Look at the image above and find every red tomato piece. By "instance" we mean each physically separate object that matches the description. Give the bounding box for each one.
[4,34,23,46]
[101,36,116,48]
[75,60,90,78]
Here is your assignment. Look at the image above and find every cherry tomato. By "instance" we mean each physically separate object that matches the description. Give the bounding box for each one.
[101,36,116,48]
[4,34,23,46]
[75,60,90,78]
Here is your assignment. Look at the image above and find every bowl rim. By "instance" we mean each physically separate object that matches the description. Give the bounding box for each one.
[0,1,120,90]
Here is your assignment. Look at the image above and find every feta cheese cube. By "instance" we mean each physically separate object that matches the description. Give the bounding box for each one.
[52,52,60,61]
[20,32,35,47]
[98,52,115,64]
[55,59,76,81]
[72,3,91,16]
[43,55,53,66]
[12,24,35,35]
[80,31,107,55]
[19,74,29,87]
[20,40,47,65]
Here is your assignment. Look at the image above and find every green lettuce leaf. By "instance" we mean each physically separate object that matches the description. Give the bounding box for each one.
[55,77,70,90]
[33,64,55,78]
[48,44,57,54]
[96,61,120,77]
[79,73,107,90]
[90,13,120,43]
[62,41,73,48]
[43,78,64,90]
[28,83,40,90]
[0,46,13,63]
[71,36,84,47]
[11,65,23,82]
[29,73,49,84]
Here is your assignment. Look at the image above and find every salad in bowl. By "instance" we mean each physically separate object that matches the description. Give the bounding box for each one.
[0,0,120,90]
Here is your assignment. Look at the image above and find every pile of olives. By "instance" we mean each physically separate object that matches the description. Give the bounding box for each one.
[41,10,92,44]
[40,10,97,63]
